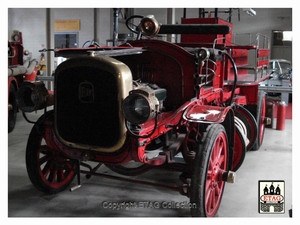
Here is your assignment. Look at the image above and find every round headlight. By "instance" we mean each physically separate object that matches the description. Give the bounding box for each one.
[139,15,160,37]
[198,48,210,61]
[17,82,48,112]
[123,88,159,125]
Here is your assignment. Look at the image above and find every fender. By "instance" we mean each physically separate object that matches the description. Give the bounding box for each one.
[183,104,231,124]
[183,103,235,169]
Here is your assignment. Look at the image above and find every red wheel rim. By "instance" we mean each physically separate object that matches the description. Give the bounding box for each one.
[37,138,76,189]
[205,132,228,217]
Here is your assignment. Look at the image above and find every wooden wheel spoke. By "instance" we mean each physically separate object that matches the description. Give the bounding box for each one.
[210,188,217,209]
[38,154,52,166]
[218,155,225,166]
[205,185,217,212]
[212,138,223,162]
[38,144,53,155]
[48,170,58,183]
[41,161,51,177]
[214,182,222,196]
[57,169,66,182]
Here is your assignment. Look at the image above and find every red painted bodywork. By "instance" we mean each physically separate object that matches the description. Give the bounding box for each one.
[33,17,270,166]
[16,15,270,216]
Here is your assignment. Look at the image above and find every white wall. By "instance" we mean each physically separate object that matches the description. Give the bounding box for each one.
[53,8,95,47]
[8,8,47,61]
[8,8,113,62]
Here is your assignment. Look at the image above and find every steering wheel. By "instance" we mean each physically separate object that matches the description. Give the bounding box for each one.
[125,15,144,34]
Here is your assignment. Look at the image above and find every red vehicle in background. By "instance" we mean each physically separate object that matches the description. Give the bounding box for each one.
[16,13,270,217]
[8,30,39,132]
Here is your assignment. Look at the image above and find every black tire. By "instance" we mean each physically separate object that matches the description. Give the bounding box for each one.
[8,83,17,133]
[190,124,229,217]
[251,90,266,150]
[26,110,77,194]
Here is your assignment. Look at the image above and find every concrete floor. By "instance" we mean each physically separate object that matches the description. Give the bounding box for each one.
[7,109,293,218]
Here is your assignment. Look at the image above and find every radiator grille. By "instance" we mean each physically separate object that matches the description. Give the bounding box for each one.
[55,63,121,148]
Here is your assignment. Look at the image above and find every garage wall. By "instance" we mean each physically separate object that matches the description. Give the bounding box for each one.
[8,8,112,61]
[8,8,292,69]
[8,8,47,61]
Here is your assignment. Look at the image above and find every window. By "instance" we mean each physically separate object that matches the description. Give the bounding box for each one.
[55,32,78,48]
[272,30,292,46]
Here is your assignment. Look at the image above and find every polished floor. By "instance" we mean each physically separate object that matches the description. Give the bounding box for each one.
[8,110,293,218]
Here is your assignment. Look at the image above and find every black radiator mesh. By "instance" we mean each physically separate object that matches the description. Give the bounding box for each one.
[55,66,120,148]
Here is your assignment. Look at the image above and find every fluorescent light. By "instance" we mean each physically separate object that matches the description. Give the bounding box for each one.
[283,31,292,41]
[243,8,256,16]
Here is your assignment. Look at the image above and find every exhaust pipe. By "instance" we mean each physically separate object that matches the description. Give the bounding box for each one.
[17,82,54,112]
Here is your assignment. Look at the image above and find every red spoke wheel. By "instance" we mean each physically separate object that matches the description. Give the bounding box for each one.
[190,124,228,217]
[26,111,77,194]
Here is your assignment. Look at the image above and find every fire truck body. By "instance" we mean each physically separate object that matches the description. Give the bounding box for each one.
[16,15,270,217]
[8,30,38,132]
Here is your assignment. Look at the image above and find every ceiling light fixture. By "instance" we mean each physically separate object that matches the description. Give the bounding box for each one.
[243,8,256,16]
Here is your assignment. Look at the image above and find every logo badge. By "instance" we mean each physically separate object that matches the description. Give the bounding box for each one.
[259,180,285,214]
[79,81,94,103]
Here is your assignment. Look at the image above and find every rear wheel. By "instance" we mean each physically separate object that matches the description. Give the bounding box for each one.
[26,110,77,194]
[234,106,258,151]
[232,118,246,171]
[190,124,229,217]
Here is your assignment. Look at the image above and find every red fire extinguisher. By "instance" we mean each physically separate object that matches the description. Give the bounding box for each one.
[276,101,286,130]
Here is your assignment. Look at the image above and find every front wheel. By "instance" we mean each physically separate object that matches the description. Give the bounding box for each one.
[190,124,229,217]
[26,110,77,194]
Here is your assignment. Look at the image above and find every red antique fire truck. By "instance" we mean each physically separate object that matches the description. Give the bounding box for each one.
[8,30,39,132]
[16,13,270,217]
